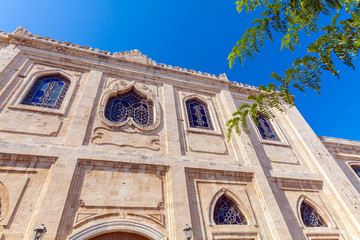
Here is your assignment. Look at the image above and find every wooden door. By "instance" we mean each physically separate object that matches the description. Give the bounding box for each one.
[89,232,150,240]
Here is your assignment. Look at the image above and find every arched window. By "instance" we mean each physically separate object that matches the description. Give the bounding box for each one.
[351,165,360,178]
[300,201,327,227]
[255,114,279,141]
[186,99,213,130]
[21,74,70,109]
[213,195,247,225]
[104,89,154,126]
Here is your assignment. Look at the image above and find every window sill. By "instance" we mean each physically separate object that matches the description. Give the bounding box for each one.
[186,128,223,136]
[8,104,65,115]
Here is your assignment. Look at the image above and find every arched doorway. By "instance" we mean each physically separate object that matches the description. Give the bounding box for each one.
[89,232,150,240]
[68,219,167,240]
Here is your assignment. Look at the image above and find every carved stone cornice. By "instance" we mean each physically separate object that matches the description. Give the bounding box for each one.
[319,136,360,147]
[3,27,230,79]
[0,27,269,94]
[229,81,260,96]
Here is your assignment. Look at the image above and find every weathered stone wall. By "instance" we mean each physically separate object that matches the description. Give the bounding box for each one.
[0,27,358,240]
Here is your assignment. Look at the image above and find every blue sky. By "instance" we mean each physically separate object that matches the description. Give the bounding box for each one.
[1,0,359,140]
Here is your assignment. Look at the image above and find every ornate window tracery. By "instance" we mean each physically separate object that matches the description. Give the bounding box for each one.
[300,201,327,227]
[255,114,279,141]
[351,165,360,178]
[186,99,213,130]
[21,74,70,109]
[213,195,247,225]
[104,89,154,126]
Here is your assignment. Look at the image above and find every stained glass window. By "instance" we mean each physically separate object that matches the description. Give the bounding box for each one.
[186,99,213,130]
[21,74,70,109]
[214,195,247,225]
[351,165,360,178]
[255,114,279,141]
[300,201,327,227]
[105,89,154,126]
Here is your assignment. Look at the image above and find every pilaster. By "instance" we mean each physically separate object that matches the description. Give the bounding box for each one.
[219,89,294,240]
[65,69,103,147]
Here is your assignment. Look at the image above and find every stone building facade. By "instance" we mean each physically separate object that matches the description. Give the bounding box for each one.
[0,27,359,240]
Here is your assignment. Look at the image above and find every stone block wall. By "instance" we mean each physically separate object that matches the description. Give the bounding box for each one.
[0,27,358,239]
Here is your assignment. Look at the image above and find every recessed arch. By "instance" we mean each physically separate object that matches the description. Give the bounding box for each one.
[183,95,214,130]
[11,67,80,115]
[297,195,329,228]
[349,163,360,178]
[209,188,250,226]
[68,219,167,240]
[89,232,150,240]
[21,73,71,109]
[254,113,279,141]
[98,80,161,131]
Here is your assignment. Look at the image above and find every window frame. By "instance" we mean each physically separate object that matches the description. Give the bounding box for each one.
[348,162,360,179]
[98,80,161,131]
[180,92,222,136]
[10,68,80,115]
[296,195,333,229]
[249,112,290,146]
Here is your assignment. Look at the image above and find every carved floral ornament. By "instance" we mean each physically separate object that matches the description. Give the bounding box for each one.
[98,80,161,131]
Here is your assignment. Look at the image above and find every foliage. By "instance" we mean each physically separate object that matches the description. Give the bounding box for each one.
[226,0,360,140]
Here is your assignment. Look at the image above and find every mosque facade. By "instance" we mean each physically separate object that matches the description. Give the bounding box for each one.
[0,27,359,240]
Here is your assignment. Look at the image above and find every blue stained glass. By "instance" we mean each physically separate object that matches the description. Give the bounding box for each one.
[54,85,63,92]
[104,89,154,126]
[186,99,214,130]
[39,83,48,90]
[256,114,279,141]
[34,90,44,98]
[351,165,360,178]
[300,202,327,227]
[21,74,70,109]
[214,195,247,225]
[50,92,60,99]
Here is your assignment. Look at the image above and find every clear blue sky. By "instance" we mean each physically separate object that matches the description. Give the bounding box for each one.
[0,0,359,140]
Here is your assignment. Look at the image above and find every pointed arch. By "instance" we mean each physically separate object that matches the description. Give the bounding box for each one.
[209,188,248,225]
[297,196,328,227]
[11,67,80,115]
[255,113,279,141]
[350,164,360,178]
[21,73,70,109]
[184,95,214,130]
[68,219,166,240]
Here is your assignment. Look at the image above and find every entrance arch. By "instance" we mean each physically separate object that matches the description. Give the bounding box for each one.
[68,219,166,240]
[89,232,150,240]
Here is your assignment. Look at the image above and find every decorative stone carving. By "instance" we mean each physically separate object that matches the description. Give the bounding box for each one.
[98,80,161,131]
[92,127,160,151]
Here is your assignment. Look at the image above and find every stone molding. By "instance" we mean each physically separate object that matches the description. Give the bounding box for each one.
[8,64,81,115]
[2,27,229,80]
[68,219,167,240]
[0,27,267,95]
[319,136,360,147]
[98,80,161,131]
